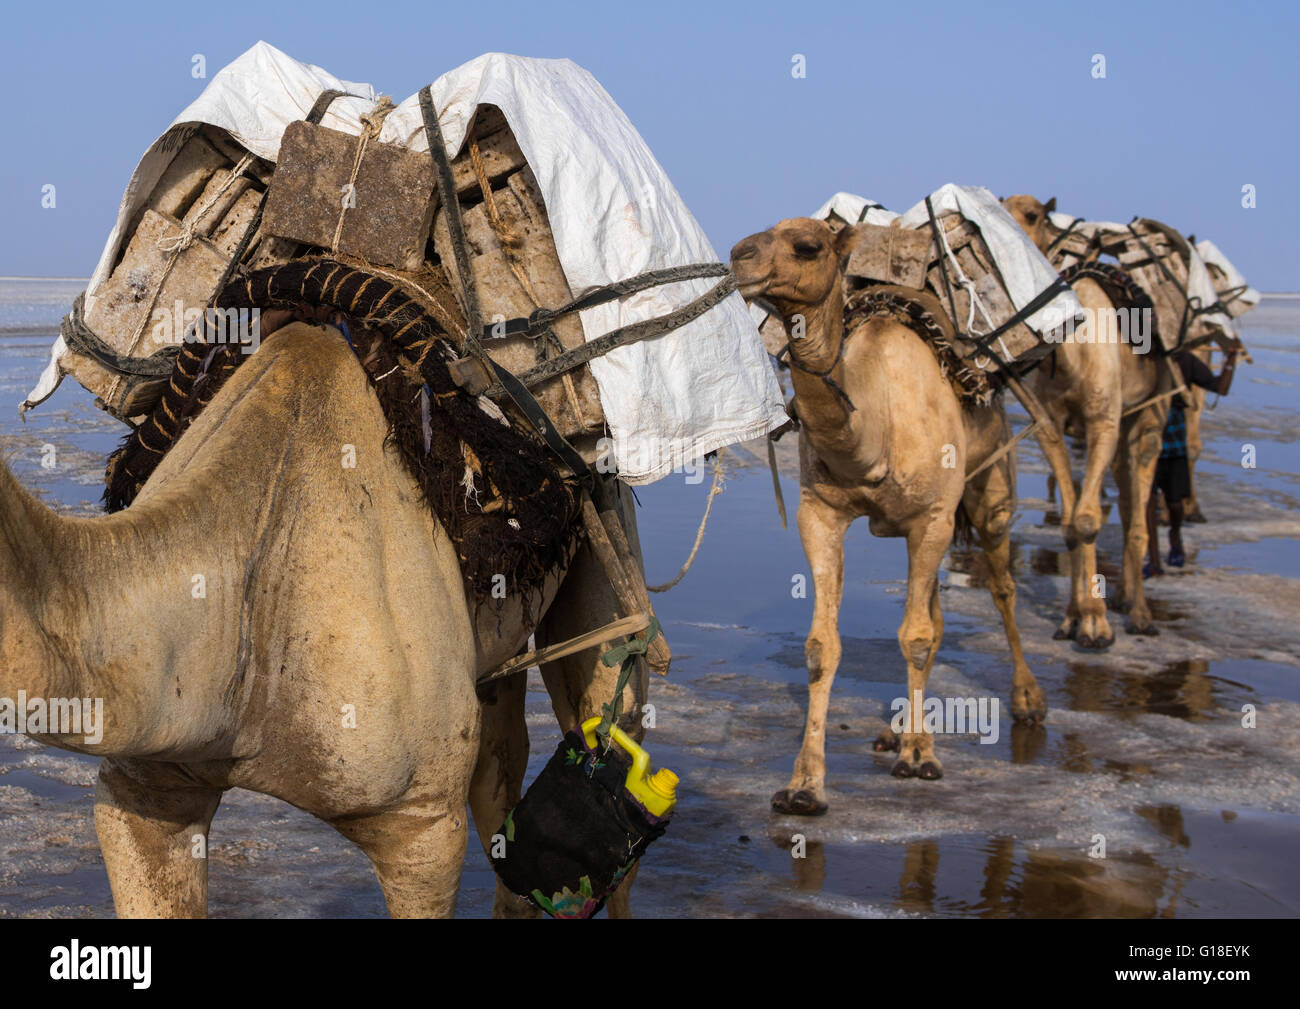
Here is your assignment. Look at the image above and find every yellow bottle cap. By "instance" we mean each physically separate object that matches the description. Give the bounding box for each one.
[647,768,679,802]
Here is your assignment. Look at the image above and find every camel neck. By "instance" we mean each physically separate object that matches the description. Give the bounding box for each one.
[0,460,256,755]
[780,284,857,437]
[0,463,74,703]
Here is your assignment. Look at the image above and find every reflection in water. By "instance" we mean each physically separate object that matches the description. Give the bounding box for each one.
[767,830,827,892]
[1063,659,1224,723]
[1009,721,1047,765]
[761,828,1200,917]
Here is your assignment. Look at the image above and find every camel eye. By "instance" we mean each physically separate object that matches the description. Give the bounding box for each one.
[792,240,823,258]
[1025,212,1039,223]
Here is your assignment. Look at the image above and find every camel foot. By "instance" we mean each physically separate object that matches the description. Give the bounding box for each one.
[1076,630,1114,651]
[891,744,942,780]
[1125,618,1160,636]
[1053,618,1078,641]
[1011,684,1048,725]
[873,729,901,752]
[771,788,828,817]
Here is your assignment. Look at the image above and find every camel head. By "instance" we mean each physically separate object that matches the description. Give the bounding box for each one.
[729,218,858,317]
[1002,195,1057,255]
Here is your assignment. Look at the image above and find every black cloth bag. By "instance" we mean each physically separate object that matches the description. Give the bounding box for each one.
[490,728,669,918]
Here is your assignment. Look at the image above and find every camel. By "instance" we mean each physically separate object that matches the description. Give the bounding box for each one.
[0,320,648,918]
[1002,195,1169,642]
[730,218,1046,812]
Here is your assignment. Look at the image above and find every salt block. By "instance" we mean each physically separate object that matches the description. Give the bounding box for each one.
[144,133,229,221]
[84,208,229,360]
[846,222,931,290]
[209,187,262,258]
[263,120,436,271]
[182,168,254,238]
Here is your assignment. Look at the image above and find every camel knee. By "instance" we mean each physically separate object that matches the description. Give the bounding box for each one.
[1070,505,1101,541]
[981,507,1014,542]
[805,633,840,681]
[898,621,937,671]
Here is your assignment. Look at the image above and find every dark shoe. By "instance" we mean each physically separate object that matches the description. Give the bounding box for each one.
[1167,548,1185,568]
[1142,561,1162,580]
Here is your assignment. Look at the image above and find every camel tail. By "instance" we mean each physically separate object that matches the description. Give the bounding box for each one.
[952,500,975,549]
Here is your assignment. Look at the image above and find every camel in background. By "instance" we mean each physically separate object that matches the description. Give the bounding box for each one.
[1003,196,1168,641]
[731,218,1046,813]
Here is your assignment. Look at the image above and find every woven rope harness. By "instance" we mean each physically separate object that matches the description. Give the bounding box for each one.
[842,287,998,406]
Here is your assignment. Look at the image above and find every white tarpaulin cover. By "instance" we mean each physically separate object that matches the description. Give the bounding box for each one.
[898,184,1082,337]
[1196,239,1261,315]
[810,192,900,228]
[26,42,785,484]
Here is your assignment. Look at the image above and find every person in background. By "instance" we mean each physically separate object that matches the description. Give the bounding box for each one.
[1144,343,1240,578]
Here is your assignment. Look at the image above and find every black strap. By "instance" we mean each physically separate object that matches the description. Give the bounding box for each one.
[480,263,731,341]
[856,201,885,223]
[962,275,1074,362]
[60,293,179,377]
[418,85,590,483]
[1124,221,1194,347]
[1045,215,1083,255]
[926,196,967,343]
[483,270,736,394]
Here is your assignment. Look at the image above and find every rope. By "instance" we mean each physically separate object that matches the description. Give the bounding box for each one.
[931,211,1004,369]
[646,450,726,592]
[596,616,661,739]
[331,97,394,253]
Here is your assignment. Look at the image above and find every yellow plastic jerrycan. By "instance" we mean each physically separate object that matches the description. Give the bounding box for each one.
[581,717,679,818]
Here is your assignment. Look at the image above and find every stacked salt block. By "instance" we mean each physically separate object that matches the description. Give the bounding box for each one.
[73,129,282,419]
[1113,221,1203,353]
[843,215,1056,370]
[262,104,605,443]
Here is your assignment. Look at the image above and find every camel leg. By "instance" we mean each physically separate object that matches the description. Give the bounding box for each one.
[332,799,471,918]
[1031,418,1085,641]
[94,760,223,918]
[965,463,1046,724]
[774,489,851,815]
[890,512,953,780]
[468,671,539,919]
[1069,401,1121,649]
[536,476,649,917]
[1111,408,1164,635]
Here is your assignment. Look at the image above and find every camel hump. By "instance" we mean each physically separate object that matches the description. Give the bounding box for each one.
[253,322,361,385]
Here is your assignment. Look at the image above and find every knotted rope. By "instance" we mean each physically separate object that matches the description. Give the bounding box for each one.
[331,96,395,253]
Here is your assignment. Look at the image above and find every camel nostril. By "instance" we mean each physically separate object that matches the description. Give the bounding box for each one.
[730,240,758,263]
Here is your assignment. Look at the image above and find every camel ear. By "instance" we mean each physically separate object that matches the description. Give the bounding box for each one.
[834,224,860,261]
[1044,197,1057,214]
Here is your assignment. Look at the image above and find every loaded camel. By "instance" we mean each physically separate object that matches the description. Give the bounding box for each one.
[730,218,1046,813]
[0,318,648,918]
[1002,195,1169,642]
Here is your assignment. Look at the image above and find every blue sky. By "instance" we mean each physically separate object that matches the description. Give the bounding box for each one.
[1,0,1295,288]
